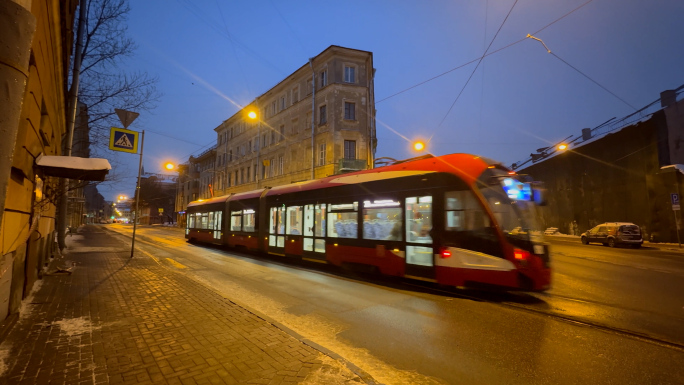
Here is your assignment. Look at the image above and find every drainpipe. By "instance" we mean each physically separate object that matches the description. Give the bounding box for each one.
[309,58,315,181]
[0,0,36,238]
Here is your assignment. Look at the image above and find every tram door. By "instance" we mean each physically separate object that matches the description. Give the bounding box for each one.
[405,196,435,280]
[268,206,286,256]
[302,204,326,262]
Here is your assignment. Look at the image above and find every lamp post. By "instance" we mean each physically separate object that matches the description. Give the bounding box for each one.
[248,110,260,185]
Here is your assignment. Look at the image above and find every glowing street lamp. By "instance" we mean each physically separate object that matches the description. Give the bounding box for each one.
[557,144,568,151]
[413,141,426,152]
[164,162,175,171]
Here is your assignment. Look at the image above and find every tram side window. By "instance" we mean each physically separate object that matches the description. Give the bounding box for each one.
[327,202,358,239]
[445,190,501,257]
[270,207,285,234]
[243,209,255,232]
[363,200,402,241]
[231,210,242,231]
[286,206,303,235]
[188,213,195,229]
[208,212,215,230]
[445,191,490,231]
[199,213,208,229]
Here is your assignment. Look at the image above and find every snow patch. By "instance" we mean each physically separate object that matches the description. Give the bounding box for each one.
[19,280,43,319]
[53,316,96,337]
[0,348,9,378]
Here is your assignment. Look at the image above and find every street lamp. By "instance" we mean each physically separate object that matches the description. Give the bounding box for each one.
[557,144,568,151]
[413,141,426,152]
[164,162,175,171]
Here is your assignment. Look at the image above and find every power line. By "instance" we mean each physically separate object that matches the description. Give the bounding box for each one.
[376,0,595,105]
[550,52,637,111]
[437,0,520,128]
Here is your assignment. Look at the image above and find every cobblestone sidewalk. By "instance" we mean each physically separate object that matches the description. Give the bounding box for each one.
[0,225,367,385]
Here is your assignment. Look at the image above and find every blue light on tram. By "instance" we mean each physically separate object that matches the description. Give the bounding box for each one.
[502,178,532,201]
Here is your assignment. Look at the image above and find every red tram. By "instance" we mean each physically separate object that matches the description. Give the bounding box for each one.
[185,153,551,291]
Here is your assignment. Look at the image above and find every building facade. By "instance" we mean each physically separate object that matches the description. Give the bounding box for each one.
[174,162,198,227]
[0,0,78,321]
[212,45,376,195]
[521,90,684,242]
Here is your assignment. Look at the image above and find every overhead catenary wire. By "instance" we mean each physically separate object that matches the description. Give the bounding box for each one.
[376,0,595,105]
[436,0,520,129]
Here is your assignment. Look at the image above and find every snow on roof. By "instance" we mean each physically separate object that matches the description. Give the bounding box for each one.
[36,154,111,170]
[660,164,684,175]
[36,154,111,181]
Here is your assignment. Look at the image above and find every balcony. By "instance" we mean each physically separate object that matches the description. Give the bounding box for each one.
[335,158,367,174]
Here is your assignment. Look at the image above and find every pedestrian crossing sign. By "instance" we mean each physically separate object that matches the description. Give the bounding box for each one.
[109,127,139,153]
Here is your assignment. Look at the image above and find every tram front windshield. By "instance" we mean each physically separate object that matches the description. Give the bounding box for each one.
[476,170,544,242]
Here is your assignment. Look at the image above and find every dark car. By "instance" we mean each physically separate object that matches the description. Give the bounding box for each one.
[581,222,643,248]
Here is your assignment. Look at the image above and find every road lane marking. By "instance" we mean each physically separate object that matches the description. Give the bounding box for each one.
[166,258,188,269]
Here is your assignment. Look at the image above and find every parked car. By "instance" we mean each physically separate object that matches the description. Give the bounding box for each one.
[581,222,643,248]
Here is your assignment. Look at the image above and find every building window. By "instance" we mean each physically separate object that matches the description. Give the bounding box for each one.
[278,156,284,175]
[271,130,276,144]
[228,150,232,161]
[292,87,299,104]
[319,105,327,124]
[344,102,355,120]
[262,134,267,147]
[291,119,298,135]
[344,140,356,159]
[318,142,326,166]
[279,125,285,142]
[246,166,250,182]
[281,96,286,111]
[271,101,276,116]
[270,158,275,177]
[344,65,355,83]
[320,70,327,87]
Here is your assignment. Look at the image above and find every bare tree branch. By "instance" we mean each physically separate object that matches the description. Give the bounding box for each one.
[71,0,161,153]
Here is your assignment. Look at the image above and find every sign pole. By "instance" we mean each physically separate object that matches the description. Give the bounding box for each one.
[674,209,681,248]
[131,130,145,258]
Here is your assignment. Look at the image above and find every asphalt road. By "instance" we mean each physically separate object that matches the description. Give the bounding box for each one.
[105,225,684,385]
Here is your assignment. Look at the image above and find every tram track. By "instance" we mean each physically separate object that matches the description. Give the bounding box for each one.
[402,281,684,353]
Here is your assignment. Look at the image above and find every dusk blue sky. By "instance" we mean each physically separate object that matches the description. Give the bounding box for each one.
[98,0,684,201]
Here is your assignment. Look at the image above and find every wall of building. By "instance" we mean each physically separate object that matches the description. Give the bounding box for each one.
[522,101,683,242]
[210,46,375,197]
[0,0,76,321]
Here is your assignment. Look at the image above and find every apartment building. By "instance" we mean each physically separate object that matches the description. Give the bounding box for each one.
[212,45,376,195]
